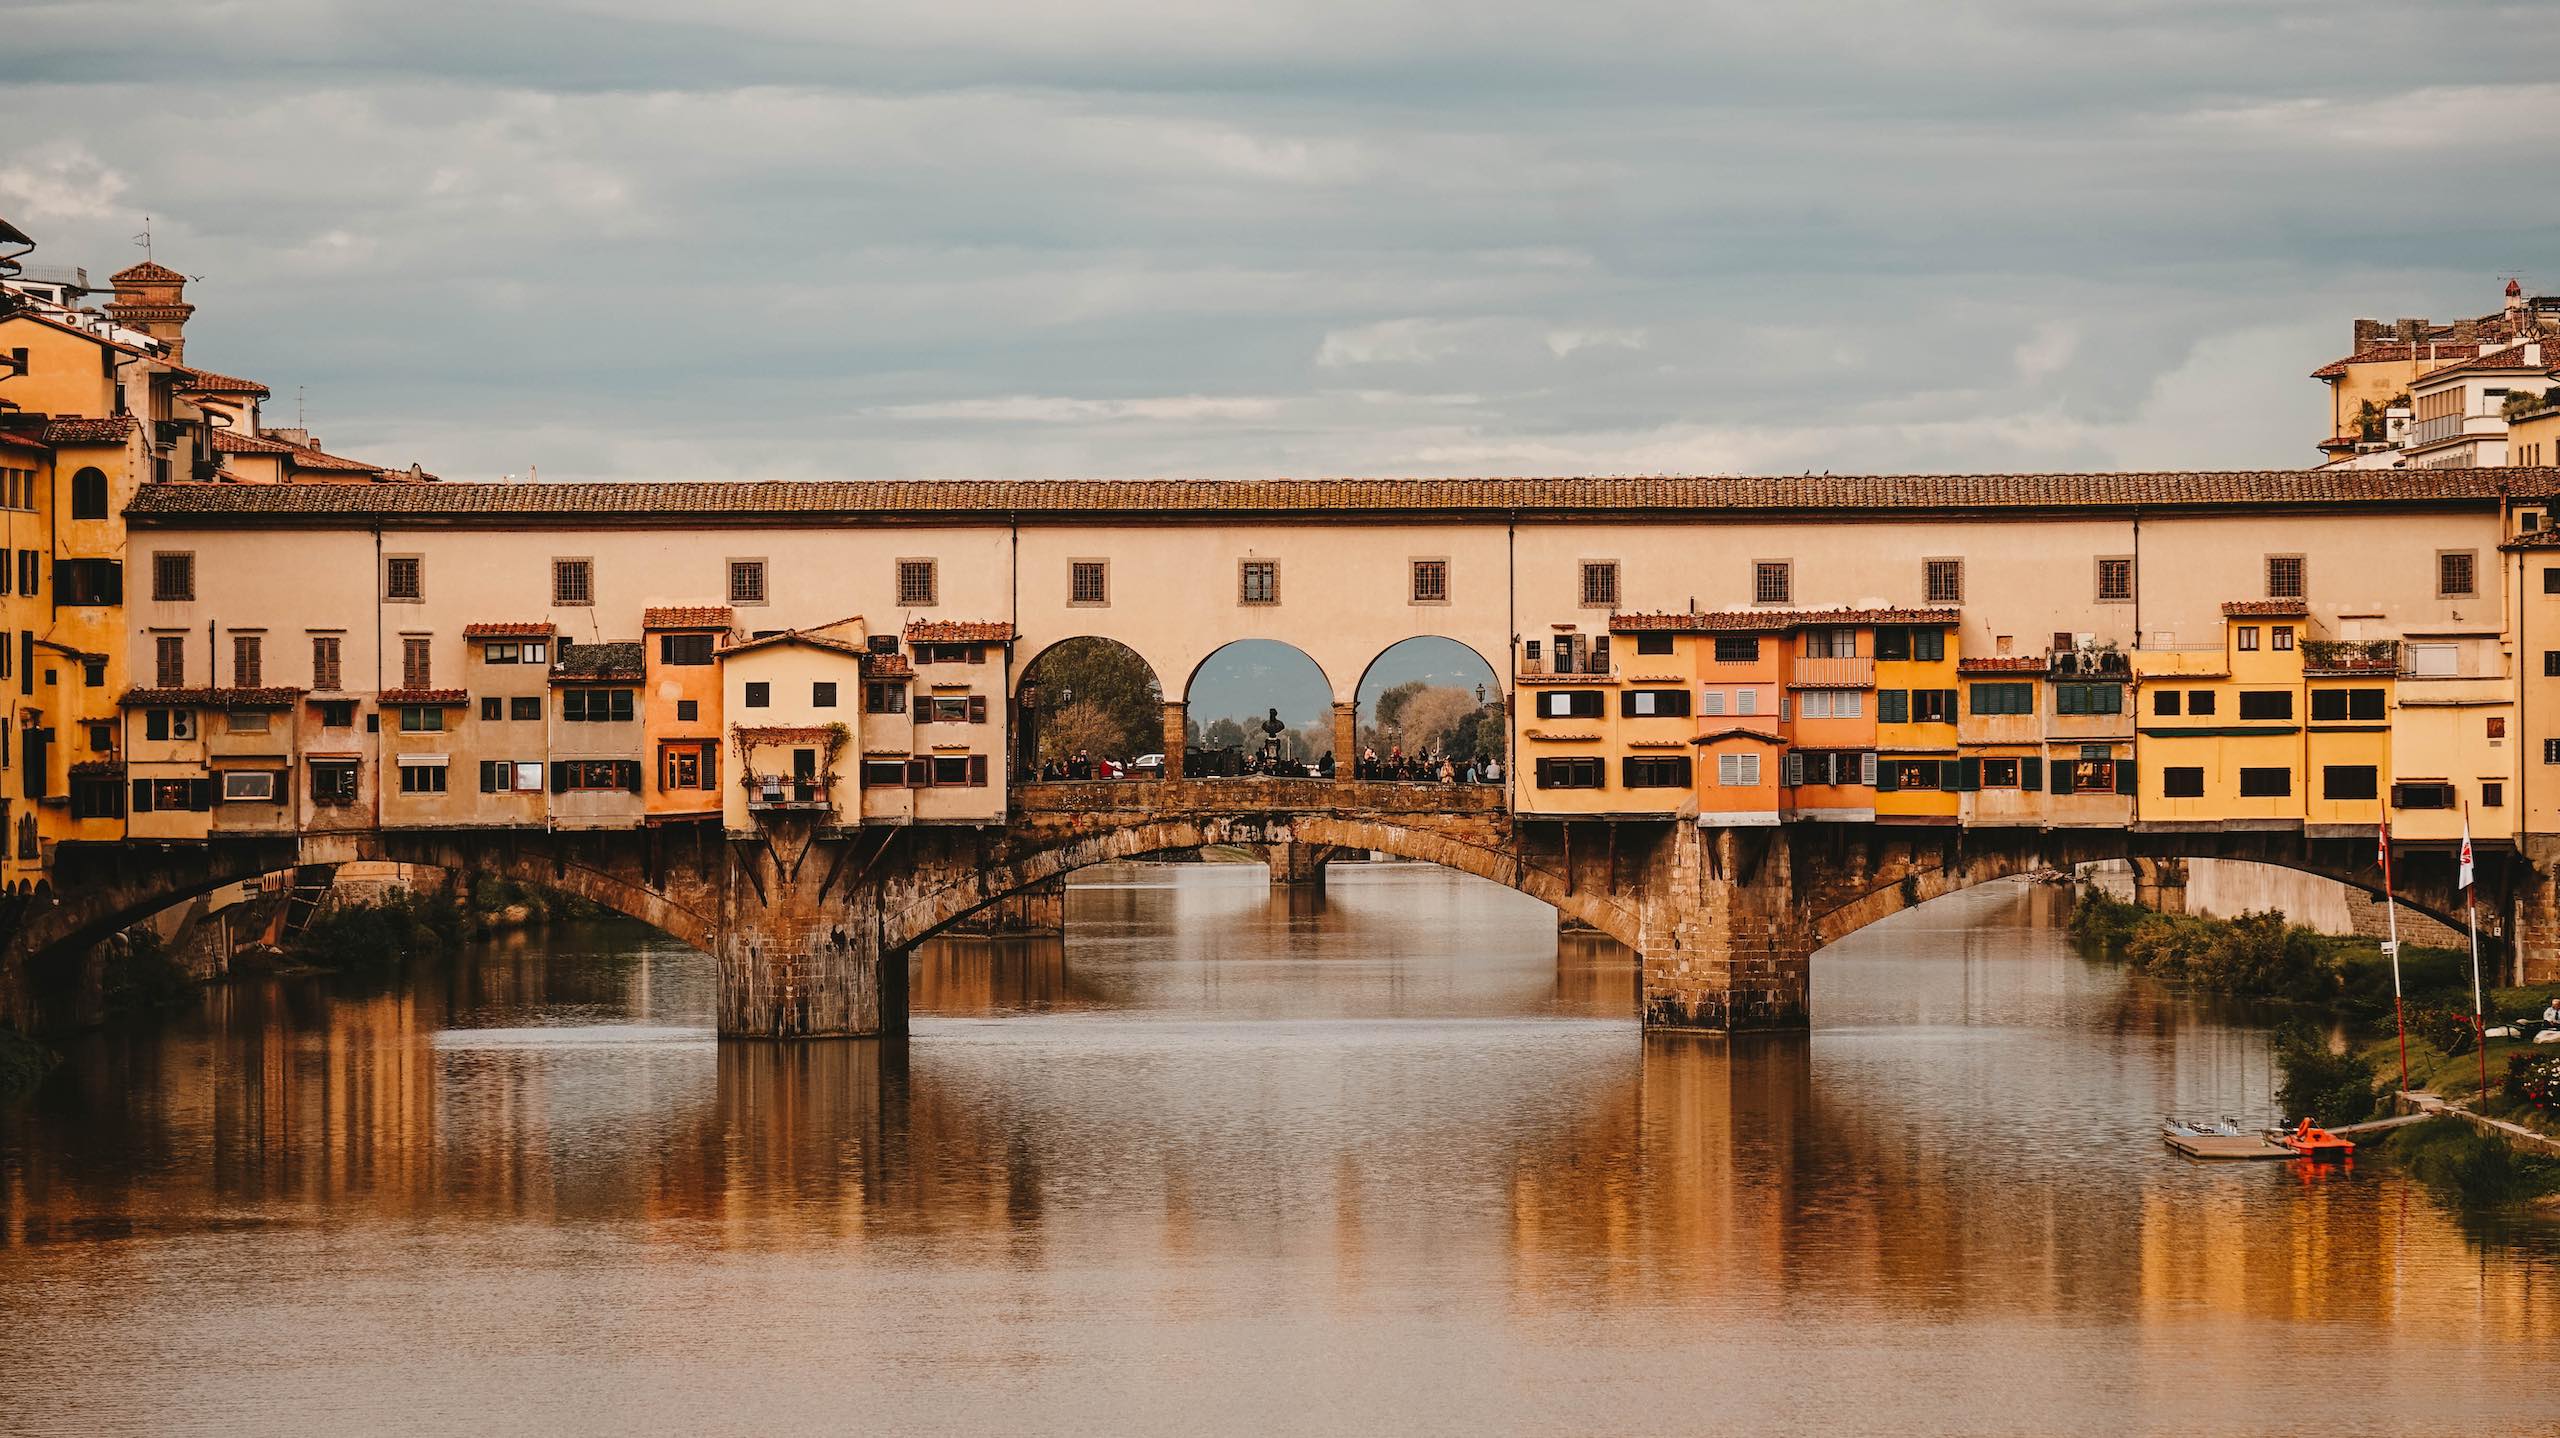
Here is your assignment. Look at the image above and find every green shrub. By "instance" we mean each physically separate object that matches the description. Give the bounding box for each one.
[2408,1005,2480,1057]
[100,927,192,1017]
[2388,1115,2560,1207]
[2275,1025,2382,1125]
[292,891,459,970]
[0,1027,55,1101]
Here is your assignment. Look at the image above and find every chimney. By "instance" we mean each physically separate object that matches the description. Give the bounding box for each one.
[103,260,195,362]
[2508,277,2527,326]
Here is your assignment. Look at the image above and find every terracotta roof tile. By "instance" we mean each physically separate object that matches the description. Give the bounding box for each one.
[720,629,869,659]
[905,619,1015,643]
[2417,343,2548,382]
[2222,599,2309,617]
[117,472,2560,525]
[1612,606,1960,633]
[644,605,734,630]
[119,685,303,708]
[110,260,187,285]
[212,429,298,455]
[1955,656,2047,674]
[463,621,555,638]
[379,687,469,705]
[179,369,270,397]
[43,415,138,446]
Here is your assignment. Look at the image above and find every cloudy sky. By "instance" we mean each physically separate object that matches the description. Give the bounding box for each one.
[7,1,2560,483]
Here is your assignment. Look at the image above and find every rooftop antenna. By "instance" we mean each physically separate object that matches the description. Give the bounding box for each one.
[296,385,305,430]
[133,216,152,261]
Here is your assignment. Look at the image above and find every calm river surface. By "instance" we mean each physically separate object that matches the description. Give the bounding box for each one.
[5,863,2558,1436]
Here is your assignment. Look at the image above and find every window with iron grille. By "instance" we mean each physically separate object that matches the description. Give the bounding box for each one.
[2265,554,2305,599]
[402,637,431,689]
[2438,550,2476,598]
[728,559,767,605]
[552,558,594,606]
[1410,559,1448,604]
[384,555,422,601]
[1752,561,1790,606]
[1713,635,1759,663]
[1070,560,1108,606]
[1579,561,1618,608]
[311,636,341,691]
[1923,558,1963,605]
[152,551,194,601]
[154,635,185,688]
[231,634,261,687]
[2095,557,2134,602]
[897,559,937,607]
[1240,560,1279,605]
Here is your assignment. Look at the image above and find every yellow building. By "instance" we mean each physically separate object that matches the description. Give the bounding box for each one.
[718,619,869,835]
[1873,614,1959,822]
[2135,601,2309,826]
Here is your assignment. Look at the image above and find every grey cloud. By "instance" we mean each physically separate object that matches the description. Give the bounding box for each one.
[4,3,2558,481]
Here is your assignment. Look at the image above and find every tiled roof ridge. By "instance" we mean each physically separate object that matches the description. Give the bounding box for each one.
[2417,342,2549,383]
[905,619,1016,643]
[1612,605,1961,632]
[122,472,2556,523]
[462,621,555,637]
[644,605,735,629]
[110,260,187,285]
[43,414,139,445]
[119,685,304,708]
[379,687,469,704]
[2222,598,2310,616]
[179,368,270,396]
[1955,656,2048,673]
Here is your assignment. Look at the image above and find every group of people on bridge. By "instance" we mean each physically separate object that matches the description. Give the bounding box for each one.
[1355,748,1500,785]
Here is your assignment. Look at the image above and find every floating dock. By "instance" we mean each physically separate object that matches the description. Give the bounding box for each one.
[2164,1132,2297,1161]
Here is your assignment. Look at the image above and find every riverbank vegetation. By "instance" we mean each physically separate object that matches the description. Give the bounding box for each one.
[2068,890,2520,1015]
[0,1025,53,1100]
[2379,1115,2560,1208]
[285,877,610,971]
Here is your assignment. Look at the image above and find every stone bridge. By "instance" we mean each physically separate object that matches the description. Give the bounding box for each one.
[7,774,2535,1038]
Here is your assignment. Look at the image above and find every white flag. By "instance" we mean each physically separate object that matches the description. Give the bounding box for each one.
[2459,811,2474,892]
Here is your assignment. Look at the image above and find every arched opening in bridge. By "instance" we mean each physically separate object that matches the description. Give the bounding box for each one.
[1352,636,1504,780]
[1183,640,1333,778]
[1015,636,1165,779]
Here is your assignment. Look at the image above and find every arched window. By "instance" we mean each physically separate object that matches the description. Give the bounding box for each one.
[71,467,108,520]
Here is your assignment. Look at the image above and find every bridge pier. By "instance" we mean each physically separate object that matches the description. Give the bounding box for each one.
[942,875,1066,936]
[1262,840,1336,887]
[1636,825,1814,1032]
[719,828,901,1039]
[2129,857,2189,915]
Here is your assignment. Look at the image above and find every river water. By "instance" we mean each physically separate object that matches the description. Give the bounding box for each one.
[4,863,2557,1436]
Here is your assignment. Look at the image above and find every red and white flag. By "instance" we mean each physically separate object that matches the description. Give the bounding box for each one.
[2459,812,2475,893]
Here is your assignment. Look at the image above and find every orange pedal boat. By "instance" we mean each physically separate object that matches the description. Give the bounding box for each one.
[2276,1118,2356,1161]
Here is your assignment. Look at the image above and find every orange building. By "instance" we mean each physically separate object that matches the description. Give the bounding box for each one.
[643,606,731,822]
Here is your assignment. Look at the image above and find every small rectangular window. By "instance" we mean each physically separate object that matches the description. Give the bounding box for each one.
[1580,561,1619,608]
[2161,766,2205,798]
[481,696,502,721]
[659,633,715,666]
[1621,756,1692,788]
[2437,550,2476,598]
[2238,766,2292,798]
[1752,560,1790,606]
[399,706,444,733]
[1620,688,1691,718]
[231,634,262,688]
[862,759,909,788]
[2188,690,2217,716]
[2235,626,2259,652]
[1713,635,1759,663]
[2272,626,2294,652]
[2322,765,2378,800]
[1240,560,1279,605]
[2095,557,2134,603]
[2152,689,2180,716]
[2237,691,2292,720]
[676,699,698,722]
[402,636,432,689]
[2545,567,2560,595]
[384,555,423,601]
[511,696,542,721]
[1410,559,1448,605]
[1070,560,1108,606]
[1717,752,1762,787]
[1923,558,1962,605]
[728,559,767,605]
[864,682,906,714]
[812,681,838,708]
[1634,633,1674,656]
[2265,555,2305,599]
[1534,757,1605,789]
[2311,689,2346,721]
[744,681,770,708]
[897,559,938,607]
[152,551,194,601]
[552,557,594,606]
[2350,689,2385,720]
[2484,781,2505,808]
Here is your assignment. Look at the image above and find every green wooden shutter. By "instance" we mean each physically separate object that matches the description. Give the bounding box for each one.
[1957,757,1980,792]
[131,778,152,812]
[1939,758,1962,790]
[2021,756,2042,790]
[1875,758,1898,792]
[551,763,570,794]
[623,760,643,793]
[2051,758,2075,795]
[1879,689,1908,724]
[2116,759,2135,796]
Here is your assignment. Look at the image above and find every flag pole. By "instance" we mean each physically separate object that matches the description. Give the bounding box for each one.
[2463,804,2486,1103]
[2382,819,2409,1099]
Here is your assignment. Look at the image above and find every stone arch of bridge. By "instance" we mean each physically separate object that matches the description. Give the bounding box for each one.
[1181,639,1336,755]
[1798,832,2484,956]
[883,813,1641,955]
[1012,634,1168,770]
[1351,635,1507,744]
[12,835,719,971]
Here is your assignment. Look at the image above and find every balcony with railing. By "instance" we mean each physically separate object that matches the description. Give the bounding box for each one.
[2301,639,2398,676]
[1787,655,1875,689]
[746,775,832,812]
